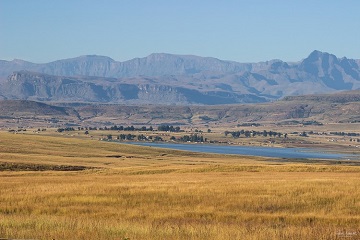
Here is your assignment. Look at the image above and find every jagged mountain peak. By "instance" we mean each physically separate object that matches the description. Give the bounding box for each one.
[300,50,340,75]
[303,50,338,63]
[0,51,359,105]
[308,50,325,57]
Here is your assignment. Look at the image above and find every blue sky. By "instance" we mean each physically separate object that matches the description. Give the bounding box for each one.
[1,0,359,63]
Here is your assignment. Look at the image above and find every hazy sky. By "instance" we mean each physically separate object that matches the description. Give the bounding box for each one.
[1,0,359,63]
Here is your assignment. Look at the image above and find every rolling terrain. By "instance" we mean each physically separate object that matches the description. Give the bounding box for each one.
[0,90,359,128]
[0,51,359,104]
[0,131,359,239]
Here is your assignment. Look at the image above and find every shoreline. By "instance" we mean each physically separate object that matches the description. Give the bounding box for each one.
[116,141,359,161]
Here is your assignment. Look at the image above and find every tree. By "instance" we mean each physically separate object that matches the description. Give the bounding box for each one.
[119,134,126,140]
[154,136,163,141]
[231,131,240,138]
[137,134,147,141]
[300,131,308,137]
[126,134,134,140]
[263,130,268,137]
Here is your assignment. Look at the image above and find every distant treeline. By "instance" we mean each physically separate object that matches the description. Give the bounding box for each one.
[57,127,76,132]
[105,133,205,143]
[225,130,287,138]
[329,132,360,136]
[108,134,163,142]
[172,134,206,143]
[58,125,182,132]
[237,123,261,127]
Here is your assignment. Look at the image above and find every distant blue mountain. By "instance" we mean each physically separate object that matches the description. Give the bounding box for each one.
[0,51,359,104]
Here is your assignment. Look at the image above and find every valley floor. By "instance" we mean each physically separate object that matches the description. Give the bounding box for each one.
[0,132,359,239]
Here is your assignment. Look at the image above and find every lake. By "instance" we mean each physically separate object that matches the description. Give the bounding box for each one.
[126,142,358,160]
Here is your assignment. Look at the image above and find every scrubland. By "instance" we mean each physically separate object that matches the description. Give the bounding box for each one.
[0,131,359,239]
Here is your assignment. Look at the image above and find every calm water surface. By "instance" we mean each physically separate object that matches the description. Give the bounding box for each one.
[127,142,358,160]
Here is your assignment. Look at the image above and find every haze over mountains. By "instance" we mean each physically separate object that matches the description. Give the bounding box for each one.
[0,50,359,105]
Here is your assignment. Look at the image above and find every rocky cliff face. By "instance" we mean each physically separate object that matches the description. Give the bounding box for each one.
[1,90,359,126]
[1,71,266,104]
[0,51,359,104]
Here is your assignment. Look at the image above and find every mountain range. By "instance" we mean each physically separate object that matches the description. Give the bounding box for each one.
[0,50,359,105]
[1,90,359,128]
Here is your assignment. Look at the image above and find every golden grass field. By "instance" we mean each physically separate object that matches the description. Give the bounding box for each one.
[0,131,360,239]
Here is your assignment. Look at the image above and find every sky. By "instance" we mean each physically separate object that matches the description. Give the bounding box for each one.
[1,0,359,63]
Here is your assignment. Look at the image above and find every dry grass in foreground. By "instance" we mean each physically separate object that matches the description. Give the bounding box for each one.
[0,132,359,239]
